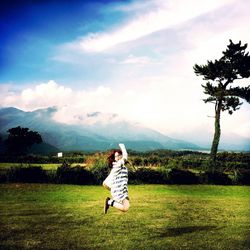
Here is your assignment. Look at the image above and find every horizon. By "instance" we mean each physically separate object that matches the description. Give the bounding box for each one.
[1,0,250,147]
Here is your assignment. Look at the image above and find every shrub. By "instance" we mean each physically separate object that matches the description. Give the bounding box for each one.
[6,166,48,183]
[56,162,95,185]
[88,156,109,184]
[200,160,225,172]
[129,168,165,184]
[166,168,200,184]
[166,159,183,169]
[224,162,249,171]
[148,156,161,166]
[181,159,203,169]
[200,171,232,185]
[132,157,143,166]
[0,173,7,183]
[143,158,149,166]
[234,169,250,185]
[46,170,57,183]
[90,163,110,184]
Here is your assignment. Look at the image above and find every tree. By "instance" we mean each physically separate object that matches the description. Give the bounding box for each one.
[194,40,250,170]
[5,126,43,155]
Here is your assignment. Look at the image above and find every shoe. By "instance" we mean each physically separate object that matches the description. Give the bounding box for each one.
[104,197,110,214]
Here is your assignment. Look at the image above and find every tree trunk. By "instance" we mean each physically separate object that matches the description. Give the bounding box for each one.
[210,100,222,171]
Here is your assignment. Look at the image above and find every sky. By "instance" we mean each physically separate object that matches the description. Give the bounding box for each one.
[1,0,250,147]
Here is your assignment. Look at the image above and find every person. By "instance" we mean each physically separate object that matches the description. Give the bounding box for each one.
[103,143,130,214]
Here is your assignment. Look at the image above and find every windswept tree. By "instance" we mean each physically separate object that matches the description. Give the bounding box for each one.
[194,40,250,169]
[5,126,43,155]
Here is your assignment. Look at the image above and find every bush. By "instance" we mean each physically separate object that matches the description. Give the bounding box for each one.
[129,168,165,184]
[6,166,48,183]
[0,173,7,183]
[56,162,95,185]
[234,169,250,185]
[132,157,143,166]
[166,168,200,184]
[88,156,109,184]
[46,170,57,183]
[200,160,223,172]
[166,159,183,169]
[224,162,249,171]
[181,159,203,169]
[148,156,161,166]
[200,171,232,185]
[90,164,110,184]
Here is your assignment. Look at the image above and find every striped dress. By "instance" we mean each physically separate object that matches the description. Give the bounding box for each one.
[110,159,129,203]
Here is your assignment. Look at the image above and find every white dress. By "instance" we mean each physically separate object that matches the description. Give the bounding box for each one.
[103,144,129,203]
[103,168,114,189]
[110,158,129,203]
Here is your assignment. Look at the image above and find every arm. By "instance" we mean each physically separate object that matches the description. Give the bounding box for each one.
[119,143,128,161]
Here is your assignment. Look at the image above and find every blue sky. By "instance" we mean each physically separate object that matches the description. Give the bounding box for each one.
[0,0,130,84]
[1,0,250,146]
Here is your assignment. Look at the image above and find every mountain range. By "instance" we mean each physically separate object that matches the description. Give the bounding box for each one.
[0,107,201,153]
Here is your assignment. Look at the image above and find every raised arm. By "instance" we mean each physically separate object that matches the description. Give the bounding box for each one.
[119,143,128,161]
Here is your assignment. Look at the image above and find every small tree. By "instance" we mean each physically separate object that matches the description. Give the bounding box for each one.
[5,126,43,155]
[194,40,250,170]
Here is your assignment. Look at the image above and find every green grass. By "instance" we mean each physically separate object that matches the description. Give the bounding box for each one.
[0,163,85,171]
[0,184,250,250]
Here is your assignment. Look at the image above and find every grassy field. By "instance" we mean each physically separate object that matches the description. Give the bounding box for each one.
[0,163,86,171]
[0,184,250,250]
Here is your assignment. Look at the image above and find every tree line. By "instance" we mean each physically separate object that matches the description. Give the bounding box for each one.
[1,160,249,185]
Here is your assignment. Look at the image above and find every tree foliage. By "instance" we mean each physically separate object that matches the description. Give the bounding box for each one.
[5,126,43,155]
[194,40,250,166]
[194,40,250,114]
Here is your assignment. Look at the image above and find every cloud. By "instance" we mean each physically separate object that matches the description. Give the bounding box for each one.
[75,0,235,52]
[121,54,152,65]
[107,1,156,13]
[0,80,112,115]
[21,80,72,106]
[1,78,250,145]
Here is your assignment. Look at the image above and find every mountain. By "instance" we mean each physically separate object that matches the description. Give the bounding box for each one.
[0,107,201,152]
[219,133,250,152]
[169,128,250,152]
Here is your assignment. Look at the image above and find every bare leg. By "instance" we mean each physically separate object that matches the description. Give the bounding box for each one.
[112,198,130,212]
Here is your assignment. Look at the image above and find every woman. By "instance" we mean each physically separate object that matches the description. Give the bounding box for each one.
[103,143,130,214]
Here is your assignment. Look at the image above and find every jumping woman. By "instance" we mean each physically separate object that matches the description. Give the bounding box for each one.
[103,143,130,214]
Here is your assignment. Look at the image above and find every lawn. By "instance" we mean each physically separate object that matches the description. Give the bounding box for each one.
[0,163,86,171]
[0,184,249,250]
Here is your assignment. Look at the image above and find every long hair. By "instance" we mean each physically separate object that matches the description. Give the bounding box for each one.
[107,150,122,168]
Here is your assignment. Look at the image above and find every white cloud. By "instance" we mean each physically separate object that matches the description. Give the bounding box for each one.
[108,1,156,13]
[121,54,152,65]
[0,81,112,117]
[1,77,250,145]
[76,0,235,52]
[113,76,212,133]
[20,80,73,109]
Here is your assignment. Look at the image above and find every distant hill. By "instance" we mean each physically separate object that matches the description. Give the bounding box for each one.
[0,107,202,153]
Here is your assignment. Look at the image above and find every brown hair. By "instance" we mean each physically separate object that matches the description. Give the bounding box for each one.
[107,150,122,168]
